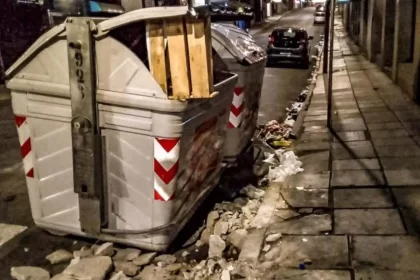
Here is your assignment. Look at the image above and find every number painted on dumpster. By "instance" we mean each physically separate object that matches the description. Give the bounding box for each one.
[74,49,85,98]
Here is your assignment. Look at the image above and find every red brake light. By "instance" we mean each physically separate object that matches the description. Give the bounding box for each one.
[269,35,274,44]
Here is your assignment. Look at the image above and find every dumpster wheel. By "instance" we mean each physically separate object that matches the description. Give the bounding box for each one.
[46,229,68,237]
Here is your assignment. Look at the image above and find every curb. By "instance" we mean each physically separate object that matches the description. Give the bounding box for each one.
[290,50,324,139]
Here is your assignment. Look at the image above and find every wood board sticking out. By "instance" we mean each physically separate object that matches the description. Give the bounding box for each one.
[165,17,191,100]
[186,16,213,98]
[146,20,167,93]
[146,16,214,100]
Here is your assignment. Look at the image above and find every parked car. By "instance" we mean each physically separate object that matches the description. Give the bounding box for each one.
[314,10,326,24]
[266,27,313,69]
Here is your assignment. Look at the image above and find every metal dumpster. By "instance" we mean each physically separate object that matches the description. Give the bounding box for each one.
[211,23,267,163]
[5,7,237,251]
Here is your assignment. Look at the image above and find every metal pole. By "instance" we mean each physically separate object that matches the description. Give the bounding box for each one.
[323,0,331,73]
[327,0,336,128]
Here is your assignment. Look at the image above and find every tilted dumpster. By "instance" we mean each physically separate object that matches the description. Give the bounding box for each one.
[5,7,237,251]
[211,23,267,163]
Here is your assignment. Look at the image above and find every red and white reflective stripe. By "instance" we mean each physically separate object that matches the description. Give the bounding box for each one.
[154,138,180,201]
[15,116,34,178]
[228,87,245,128]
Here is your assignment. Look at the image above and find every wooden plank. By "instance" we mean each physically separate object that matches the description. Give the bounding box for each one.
[185,16,213,98]
[165,17,190,100]
[146,20,167,94]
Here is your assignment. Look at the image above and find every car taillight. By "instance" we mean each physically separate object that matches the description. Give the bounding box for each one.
[268,35,274,44]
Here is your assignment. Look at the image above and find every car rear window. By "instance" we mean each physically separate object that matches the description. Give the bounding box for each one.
[273,30,305,40]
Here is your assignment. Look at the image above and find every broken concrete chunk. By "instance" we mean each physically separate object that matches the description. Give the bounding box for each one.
[94,242,114,257]
[137,265,173,280]
[113,248,141,261]
[46,249,73,264]
[11,266,50,280]
[132,252,157,266]
[213,220,229,236]
[109,271,129,280]
[73,247,93,258]
[63,256,112,280]
[263,244,271,252]
[165,263,182,272]
[227,229,247,250]
[206,211,220,231]
[50,274,76,280]
[265,233,282,243]
[114,261,139,277]
[208,235,226,258]
[154,254,176,265]
[233,197,248,206]
[240,185,265,200]
[221,269,230,280]
[200,228,210,244]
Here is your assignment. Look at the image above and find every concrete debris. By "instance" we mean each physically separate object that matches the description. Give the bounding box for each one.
[62,256,112,280]
[132,252,157,266]
[200,228,211,244]
[209,235,226,258]
[265,233,282,243]
[227,229,247,249]
[165,263,182,272]
[240,185,265,200]
[221,269,231,280]
[268,151,303,183]
[207,211,220,231]
[73,247,92,259]
[214,220,229,236]
[262,244,271,252]
[46,249,73,265]
[93,242,114,257]
[113,248,141,261]
[154,254,176,265]
[11,266,50,280]
[136,265,173,280]
[113,261,139,276]
[109,271,129,280]
[50,274,76,280]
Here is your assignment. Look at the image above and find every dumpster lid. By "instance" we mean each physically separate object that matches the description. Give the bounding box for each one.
[211,23,266,64]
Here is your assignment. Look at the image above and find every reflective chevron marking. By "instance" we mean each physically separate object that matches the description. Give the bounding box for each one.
[154,138,180,201]
[15,116,34,178]
[228,87,245,128]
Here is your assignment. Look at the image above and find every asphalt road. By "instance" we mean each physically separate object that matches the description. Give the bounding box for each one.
[254,7,324,125]
[0,8,324,278]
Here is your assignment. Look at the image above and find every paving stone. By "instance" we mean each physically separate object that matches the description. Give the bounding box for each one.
[279,188,328,208]
[376,145,420,157]
[334,131,366,142]
[300,160,329,173]
[402,121,420,136]
[306,110,328,116]
[332,159,380,170]
[331,170,385,187]
[299,151,330,165]
[285,173,330,189]
[63,256,112,280]
[303,121,328,127]
[300,132,331,141]
[392,188,420,234]
[268,214,332,234]
[358,102,386,109]
[11,267,50,280]
[304,115,328,122]
[239,229,265,264]
[303,126,329,133]
[332,119,367,132]
[359,105,388,113]
[369,129,409,139]
[262,269,352,280]
[362,111,398,124]
[355,269,420,280]
[385,169,420,186]
[334,188,393,208]
[332,141,376,159]
[262,236,349,268]
[334,209,405,234]
[394,110,420,121]
[352,236,420,270]
[380,157,420,170]
[371,136,416,147]
[413,136,420,145]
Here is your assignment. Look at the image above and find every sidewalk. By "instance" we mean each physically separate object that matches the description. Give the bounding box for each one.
[240,17,420,279]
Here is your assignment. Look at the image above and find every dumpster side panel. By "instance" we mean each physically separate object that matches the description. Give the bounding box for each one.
[96,37,167,99]
[11,92,81,230]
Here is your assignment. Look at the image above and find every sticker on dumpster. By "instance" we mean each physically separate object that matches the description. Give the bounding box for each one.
[228,87,245,128]
[154,138,180,201]
[15,116,34,178]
